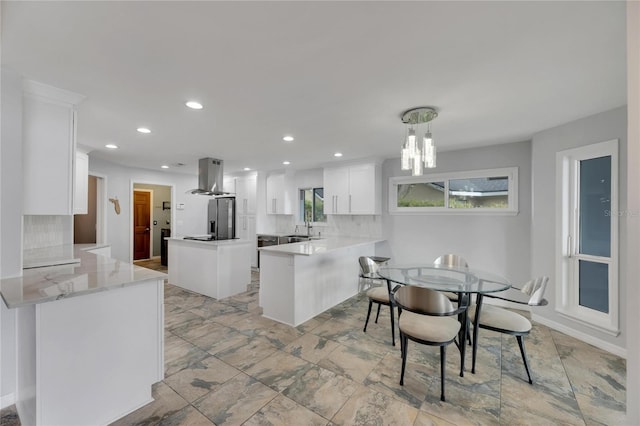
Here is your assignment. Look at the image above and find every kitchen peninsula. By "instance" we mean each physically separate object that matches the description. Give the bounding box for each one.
[168,237,252,299]
[0,246,165,426]
[259,237,385,326]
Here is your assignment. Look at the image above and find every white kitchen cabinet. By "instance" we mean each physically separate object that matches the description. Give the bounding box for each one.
[266,173,293,214]
[223,175,236,194]
[237,215,258,267]
[323,163,381,215]
[236,174,257,215]
[23,80,85,215]
[74,150,89,214]
[323,167,350,214]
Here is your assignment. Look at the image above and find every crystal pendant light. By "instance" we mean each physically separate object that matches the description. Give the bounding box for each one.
[400,107,438,176]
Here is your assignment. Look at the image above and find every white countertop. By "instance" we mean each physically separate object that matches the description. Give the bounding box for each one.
[1,246,166,308]
[258,237,384,256]
[23,243,112,269]
[168,237,253,246]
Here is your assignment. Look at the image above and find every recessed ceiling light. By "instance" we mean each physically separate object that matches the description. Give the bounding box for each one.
[185,101,203,110]
[283,136,294,142]
[334,152,343,157]
[161,165,169,169]
[243,167,251,171]
[137,127,151,134]
[283,161,291,165]
[105,144,118,149]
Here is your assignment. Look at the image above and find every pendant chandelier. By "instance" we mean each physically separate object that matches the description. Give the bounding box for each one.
[400,107,438,176]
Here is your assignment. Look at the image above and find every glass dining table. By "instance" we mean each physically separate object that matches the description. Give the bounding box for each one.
[377,264,511,377]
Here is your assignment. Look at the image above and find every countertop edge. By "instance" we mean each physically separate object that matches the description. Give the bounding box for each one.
[259,237,384,256]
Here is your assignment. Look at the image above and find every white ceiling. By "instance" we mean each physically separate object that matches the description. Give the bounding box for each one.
[2,1,626,175]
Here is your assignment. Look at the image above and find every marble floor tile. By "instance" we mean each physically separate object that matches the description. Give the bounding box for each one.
[0,405,20,426]
[282,365,360,419]
[244,394,329,426]
[317,343,384,383]
[164,355,241,402]
[331,385,419,425]
[164,336,211,377]
[111,382,189,426]
[244,350,313,392]
[188,299,240,319]
[419,382,501,426]
[257,320,305,348]
[412,411,457,426]
[210,309,256,327]
[193,373,278,425]
[165,309,205,331]
[187,323,247,353]
[154,406,214,426]
[215,335,279,371]
[500,373,585,425]
[285,333,341,364]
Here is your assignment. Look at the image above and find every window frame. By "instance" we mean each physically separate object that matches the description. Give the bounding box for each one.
[388,167,519,215]
[555,139,619,336]
[298,187,326,223]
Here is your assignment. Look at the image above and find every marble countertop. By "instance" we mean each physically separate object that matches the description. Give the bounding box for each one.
[1,246,166,308]
[168,237,253,246]
[23,243,112,269]
[258,237,384,256]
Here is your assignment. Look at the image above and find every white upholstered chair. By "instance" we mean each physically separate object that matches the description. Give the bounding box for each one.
[394,285,465,402]
[360,256,396,346]
[468,276,549,384]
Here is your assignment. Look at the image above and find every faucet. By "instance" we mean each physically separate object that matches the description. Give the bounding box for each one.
[305,219,312,237]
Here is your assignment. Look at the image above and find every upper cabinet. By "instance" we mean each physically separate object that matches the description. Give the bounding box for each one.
[324,163,381,215]
[236,174,257,215]
[266,172,293,215]
[73,150,89,214]
[23,80,85,215]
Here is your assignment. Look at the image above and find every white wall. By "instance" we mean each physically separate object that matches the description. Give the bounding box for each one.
[0,68,23,406]
[381,140,532,285]
[531,106,627,352]
[626,1,640,421]
[89,157,209,262]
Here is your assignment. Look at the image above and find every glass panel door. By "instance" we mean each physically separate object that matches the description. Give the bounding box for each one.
[575,155,612,314]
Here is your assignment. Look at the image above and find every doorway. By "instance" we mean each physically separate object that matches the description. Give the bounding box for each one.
[74,173,107,245]
[133,189,152,260]
[131,182,173,266]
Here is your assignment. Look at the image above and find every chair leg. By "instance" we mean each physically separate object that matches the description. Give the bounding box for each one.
[389,303,396,346]
[440,346,446,402]
[363,300,373,332]
[471,324,480,375]
[399,333,408,386]
[471,293,483,375]
[516,335,533,384]
[375,303,382,323]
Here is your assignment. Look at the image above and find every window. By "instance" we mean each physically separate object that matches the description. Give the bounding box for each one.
[389,167,518,214]
[556,140,619,335]
[299,188,326,222]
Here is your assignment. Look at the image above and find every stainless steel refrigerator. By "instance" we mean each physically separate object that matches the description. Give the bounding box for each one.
[208,197,236,240]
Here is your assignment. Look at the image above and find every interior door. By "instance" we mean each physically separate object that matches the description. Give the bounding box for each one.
[133,190,151,260]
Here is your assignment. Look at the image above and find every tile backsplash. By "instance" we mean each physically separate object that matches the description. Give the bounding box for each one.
[23,215,73,250]
[275,214,382,238]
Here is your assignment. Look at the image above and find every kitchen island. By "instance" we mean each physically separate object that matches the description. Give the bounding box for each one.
[258,237,385,326]
[168,237,252,299]
[0,246,165,426]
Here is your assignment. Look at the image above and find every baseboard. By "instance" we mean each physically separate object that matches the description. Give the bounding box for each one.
[532,313,627,359]
[1,393,15,409]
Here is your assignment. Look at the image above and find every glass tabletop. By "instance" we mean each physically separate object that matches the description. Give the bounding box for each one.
[378,264,511,294]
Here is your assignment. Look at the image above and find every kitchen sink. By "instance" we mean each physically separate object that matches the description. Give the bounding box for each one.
[280,235,323,244]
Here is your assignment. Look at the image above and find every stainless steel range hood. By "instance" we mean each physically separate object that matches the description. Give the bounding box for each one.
[187,158,232,196]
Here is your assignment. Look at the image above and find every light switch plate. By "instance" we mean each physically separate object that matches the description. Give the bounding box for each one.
[176,203,185,210]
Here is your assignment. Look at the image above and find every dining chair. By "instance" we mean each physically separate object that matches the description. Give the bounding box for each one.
[360,256,396,346]
[468,276,549,384]
[433,254,469,302]
[394,285,465,402]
